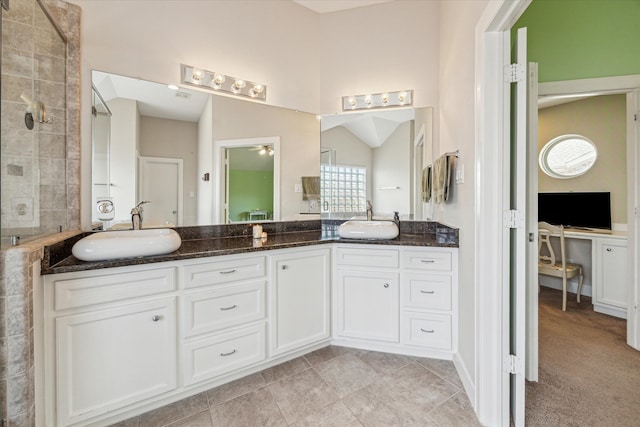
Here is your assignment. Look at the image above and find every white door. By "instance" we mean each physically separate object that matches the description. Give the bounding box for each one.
[139,156,183,226]
[631,88,640,350]
[508,27,530,427]
[526,61,539,381]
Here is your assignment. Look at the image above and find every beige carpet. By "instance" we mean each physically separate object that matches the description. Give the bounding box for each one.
[526,287,640,426]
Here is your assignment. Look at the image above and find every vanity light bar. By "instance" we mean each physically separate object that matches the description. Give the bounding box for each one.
[180,64,267,101]
[342,89,413,111]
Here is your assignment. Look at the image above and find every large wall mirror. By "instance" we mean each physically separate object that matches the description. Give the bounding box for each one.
[90,71,319,228]
[320,107,433,221]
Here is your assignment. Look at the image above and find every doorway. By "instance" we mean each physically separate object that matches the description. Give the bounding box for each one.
[214,137,280,224]
[138,156,184,226]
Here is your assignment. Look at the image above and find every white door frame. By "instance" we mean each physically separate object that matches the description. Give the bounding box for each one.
[476,1,640,424]
[539,76,640,351]
[474,1,532,426]
[213,136,281,224]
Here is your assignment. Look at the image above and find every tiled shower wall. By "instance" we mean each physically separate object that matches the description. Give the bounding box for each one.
[1,0,79,245]
[1,0,80,425]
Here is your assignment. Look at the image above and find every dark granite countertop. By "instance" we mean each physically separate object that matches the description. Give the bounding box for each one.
[41,220,458,275]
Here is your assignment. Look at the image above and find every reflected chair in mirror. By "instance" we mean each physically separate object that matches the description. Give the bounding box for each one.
[538,221,585,311]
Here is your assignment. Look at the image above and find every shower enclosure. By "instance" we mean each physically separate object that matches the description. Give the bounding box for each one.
[1,0,68,247]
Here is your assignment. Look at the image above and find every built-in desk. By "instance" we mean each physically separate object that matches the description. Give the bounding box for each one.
[543,229,627,318]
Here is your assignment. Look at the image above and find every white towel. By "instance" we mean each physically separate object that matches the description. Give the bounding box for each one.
[421,165,432,203]
[433,154,454,204]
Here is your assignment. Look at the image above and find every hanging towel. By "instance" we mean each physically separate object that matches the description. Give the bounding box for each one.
[301,176,320,200]
[433,154,454,204]
[421,165,432,203]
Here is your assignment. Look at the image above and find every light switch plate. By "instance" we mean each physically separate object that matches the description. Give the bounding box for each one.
[294,183,302,193]
[455,163,464,184]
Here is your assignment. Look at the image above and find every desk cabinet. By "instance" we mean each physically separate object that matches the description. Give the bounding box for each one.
[594,238,628,318]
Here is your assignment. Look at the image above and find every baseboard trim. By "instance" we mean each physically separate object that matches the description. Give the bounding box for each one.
[539,279,592,298]
[453,352,475,408]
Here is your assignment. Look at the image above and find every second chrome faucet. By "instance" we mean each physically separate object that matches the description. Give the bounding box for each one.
[131,201,150,230]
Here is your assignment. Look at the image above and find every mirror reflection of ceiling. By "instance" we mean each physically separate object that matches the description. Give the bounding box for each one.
[228,147,275,172]
[321,108,415,148]
[93,71,208,122]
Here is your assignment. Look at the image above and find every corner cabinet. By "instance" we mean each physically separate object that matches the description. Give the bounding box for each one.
[333,244,458,359]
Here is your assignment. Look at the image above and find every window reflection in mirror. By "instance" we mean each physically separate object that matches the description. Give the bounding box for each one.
[539,134,598,179]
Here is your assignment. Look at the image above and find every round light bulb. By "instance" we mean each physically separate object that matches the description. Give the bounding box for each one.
[348,97,357,107]
[213,73,225,85]
[381,94,389,104]
[192,70,203,82]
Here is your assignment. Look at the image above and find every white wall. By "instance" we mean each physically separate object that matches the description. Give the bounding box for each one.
[197,96,214,225]
[108,98,138,224]
[139,116,199,226]
[437,0,492,394]
[70,0,441,228]
[372,121,412,217]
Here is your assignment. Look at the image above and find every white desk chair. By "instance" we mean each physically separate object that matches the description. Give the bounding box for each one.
[538,221,585,311]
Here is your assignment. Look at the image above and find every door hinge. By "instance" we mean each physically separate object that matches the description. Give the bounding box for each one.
[504,63,526,83]
[634,113,638,122]
[503,209,524,229]
[504,354,523,375]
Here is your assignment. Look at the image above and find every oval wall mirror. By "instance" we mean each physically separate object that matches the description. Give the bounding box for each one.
[539,134,598,179]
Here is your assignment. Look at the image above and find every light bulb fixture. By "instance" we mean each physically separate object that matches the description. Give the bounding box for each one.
[342,89,413,111]
[181,64,267,101]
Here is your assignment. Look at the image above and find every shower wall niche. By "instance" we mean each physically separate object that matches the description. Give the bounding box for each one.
[1,0,73,246]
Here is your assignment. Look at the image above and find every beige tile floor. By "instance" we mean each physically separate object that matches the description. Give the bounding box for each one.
[111,346,480,427]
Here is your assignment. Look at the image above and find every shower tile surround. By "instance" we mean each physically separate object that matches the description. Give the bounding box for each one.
[0,0,80,424]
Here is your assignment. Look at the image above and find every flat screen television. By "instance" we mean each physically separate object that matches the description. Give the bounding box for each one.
[538,192,612,230]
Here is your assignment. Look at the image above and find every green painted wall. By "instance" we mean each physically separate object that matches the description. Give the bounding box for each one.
[514,0,640,82]
[228,170,274,222]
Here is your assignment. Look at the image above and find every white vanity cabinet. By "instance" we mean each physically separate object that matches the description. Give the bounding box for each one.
[270,247,331,356]
[335,246,400,343]
[401,248,458,354]
[181,255,268,386]
[333,245,458,358]
[39,241,457,426]
[42,266,179,427]
[594,237,628,318]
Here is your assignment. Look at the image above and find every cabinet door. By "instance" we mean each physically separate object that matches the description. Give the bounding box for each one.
[337,269,399,342]
[271,248,330,356]
[56,298,177,426]
[597,240,628,309]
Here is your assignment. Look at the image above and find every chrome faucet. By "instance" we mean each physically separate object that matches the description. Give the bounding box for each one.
[131,201,150,230]
[366,200,373,221]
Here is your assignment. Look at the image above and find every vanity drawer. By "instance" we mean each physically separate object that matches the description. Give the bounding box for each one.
[182,323,266,386]
[183,256,266,289]
[404,273,452,311]
[402,312,452,350]
[183,281,266,337]
[403,250,452,272]
[336,247,399,268]
[54,267,176,310]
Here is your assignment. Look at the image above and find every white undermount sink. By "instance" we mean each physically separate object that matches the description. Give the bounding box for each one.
[338,220,399,240]
[72,228,182,262]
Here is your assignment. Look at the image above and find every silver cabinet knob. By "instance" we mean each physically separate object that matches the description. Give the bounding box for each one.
[384,283,389,288]
[281,265,288,270]
[606,248,612,252]
[152,315,161,322]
